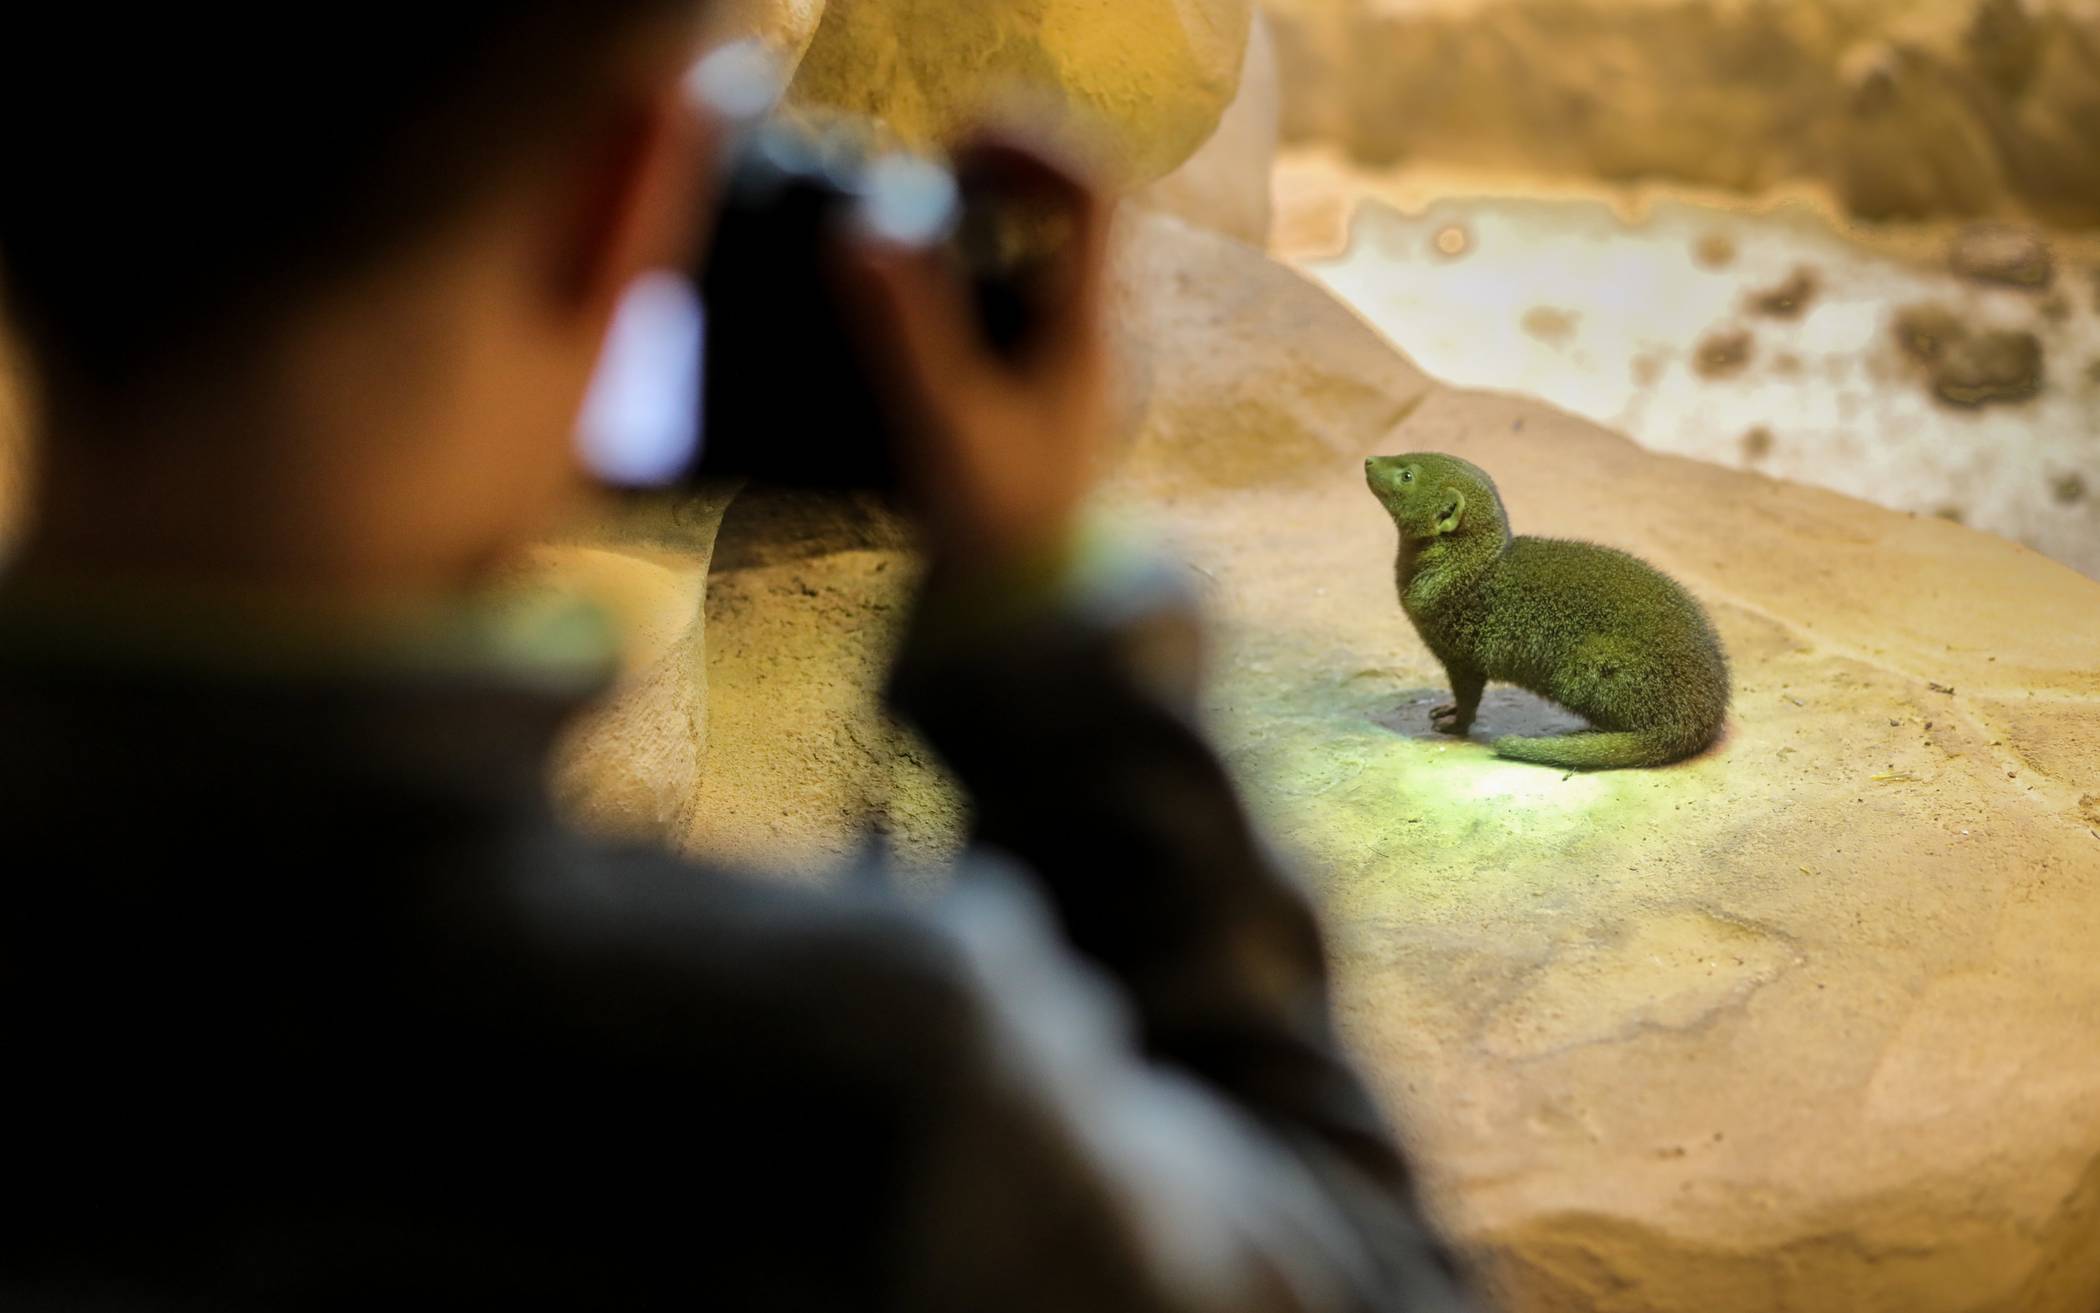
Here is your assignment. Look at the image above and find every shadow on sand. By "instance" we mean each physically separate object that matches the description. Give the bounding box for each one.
[1369,686,1590,745]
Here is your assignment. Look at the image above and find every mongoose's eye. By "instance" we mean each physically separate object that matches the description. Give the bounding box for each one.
[1401,469,1414,483]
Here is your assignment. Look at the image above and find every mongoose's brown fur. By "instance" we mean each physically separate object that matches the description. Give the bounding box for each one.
[1366,453,1730,770]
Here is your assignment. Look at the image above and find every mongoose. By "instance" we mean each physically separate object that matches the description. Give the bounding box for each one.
[1365,452,1730,770]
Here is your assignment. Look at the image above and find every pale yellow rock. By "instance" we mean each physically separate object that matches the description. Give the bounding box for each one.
[1136,9,1281,245]
[538,546,710,848]
[687,486,960,878]
[786,0,1256,188]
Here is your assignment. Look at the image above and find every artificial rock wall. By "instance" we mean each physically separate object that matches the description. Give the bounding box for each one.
[1265,0,2100,225]
[786,0,1257,188]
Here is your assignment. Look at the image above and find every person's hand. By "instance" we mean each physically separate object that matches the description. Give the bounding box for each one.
[840,137,1111,573]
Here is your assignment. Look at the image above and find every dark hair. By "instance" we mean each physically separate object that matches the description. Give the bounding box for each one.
[1,6,699,404]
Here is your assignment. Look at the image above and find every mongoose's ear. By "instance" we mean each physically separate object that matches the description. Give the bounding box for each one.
[1435,488,1466,536]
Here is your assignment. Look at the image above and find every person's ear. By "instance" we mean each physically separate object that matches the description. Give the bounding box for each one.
[548,80,719,324]
[1434,486,1466,536]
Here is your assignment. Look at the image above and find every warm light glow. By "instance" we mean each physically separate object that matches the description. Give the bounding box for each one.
[1458,760,1611,808]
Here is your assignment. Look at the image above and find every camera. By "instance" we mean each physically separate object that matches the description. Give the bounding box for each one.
[577,43,1070,494]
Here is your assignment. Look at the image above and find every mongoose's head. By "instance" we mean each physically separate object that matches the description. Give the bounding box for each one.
[1365,452,1509,545]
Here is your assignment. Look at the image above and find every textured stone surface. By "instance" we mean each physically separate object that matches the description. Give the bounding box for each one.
[1262,0,2100,226]
[685,486,961,878]
[1136,9,1282,245]
[787,0,1255,188]
[1096,209,2100,1309]
[621,204,2100,1308]
[517,491,741,849]
[1161,384,2100,1312]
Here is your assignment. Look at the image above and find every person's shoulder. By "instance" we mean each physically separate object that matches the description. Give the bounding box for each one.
[438,831,993,1076]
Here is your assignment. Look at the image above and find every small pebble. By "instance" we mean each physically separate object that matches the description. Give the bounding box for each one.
[1695,232,1738,269]
[1521,306,1579,344]
[1747,267,1820,319]
[1934,330,2044,407]
[1893,303,1964,362]
[1695,328,1755,379]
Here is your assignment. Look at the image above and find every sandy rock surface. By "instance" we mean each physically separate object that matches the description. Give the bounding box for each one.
[787,0,1255,188]
[1162,385,2100,1312]
[519,492,741,850]
[583,204,2100,1310]
[1096,207,2100,1312]
[685,486,962,879]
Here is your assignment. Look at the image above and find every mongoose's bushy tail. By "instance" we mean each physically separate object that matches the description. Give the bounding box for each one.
[1494,728,1707,771]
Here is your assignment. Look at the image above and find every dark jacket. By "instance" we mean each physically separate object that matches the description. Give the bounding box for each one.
[0,562,1473,1311]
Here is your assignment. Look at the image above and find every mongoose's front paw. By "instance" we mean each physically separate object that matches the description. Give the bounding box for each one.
[1430,703,1473,736]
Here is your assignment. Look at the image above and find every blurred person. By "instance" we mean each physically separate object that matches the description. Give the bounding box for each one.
[0,6,1474,1310]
